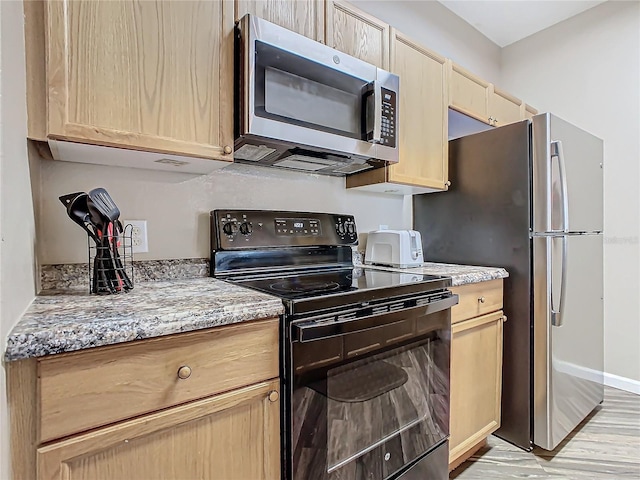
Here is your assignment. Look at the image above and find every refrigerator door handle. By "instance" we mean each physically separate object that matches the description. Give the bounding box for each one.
[550,140,569,232]
[551,235,568,327]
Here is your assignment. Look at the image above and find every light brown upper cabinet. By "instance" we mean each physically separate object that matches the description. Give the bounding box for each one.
[448,61,491,124]
[449,61,524,127]
[325,1,389,69]
[489,85,523,127]
[27,0,235,168]
[522,103,539,120]
[236,0,325,42]
[347,29,449,194]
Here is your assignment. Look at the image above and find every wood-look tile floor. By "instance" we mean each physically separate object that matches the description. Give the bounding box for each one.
[450,387,640,479]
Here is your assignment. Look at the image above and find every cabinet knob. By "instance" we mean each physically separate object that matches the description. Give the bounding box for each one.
[488,116,493,124]
[223,145,232,155]
[493,118,498,126]
[478,296,486,304]
[177,365,192,380]
[502,315,508,323]
[268,390,279,403]
[445,180,451,187]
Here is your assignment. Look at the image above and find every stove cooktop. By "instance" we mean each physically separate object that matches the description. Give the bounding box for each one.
[225,267,451,316]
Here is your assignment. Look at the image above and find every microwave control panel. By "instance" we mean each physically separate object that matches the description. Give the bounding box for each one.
[380,88,397,148]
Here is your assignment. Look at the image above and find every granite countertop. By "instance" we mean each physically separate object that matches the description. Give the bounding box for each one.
[5,259,507,362]
[365,262,508,286]
[4,278,284,362]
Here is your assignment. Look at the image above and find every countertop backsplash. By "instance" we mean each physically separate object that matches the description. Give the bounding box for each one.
[41,258,210,291]
[43,250,364,291]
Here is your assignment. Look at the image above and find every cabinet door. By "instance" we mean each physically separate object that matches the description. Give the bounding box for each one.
[448,61,491,125]
[46,0,234,160]
[236,0,325,42]
[38,380,280,480]
[522,103,538,120]
[449,311,504,466]
[388,30,448,190]
[490,86,523,127]
[325,1,389,69]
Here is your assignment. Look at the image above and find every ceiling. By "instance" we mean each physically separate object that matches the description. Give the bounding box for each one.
[438,0,607,47]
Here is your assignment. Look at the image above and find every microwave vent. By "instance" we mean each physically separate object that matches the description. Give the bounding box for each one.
[275,155,338,171]
[332,163,373,174]
[234,144,276,161]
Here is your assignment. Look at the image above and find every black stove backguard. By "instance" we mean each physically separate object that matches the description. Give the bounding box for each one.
[210,209,358,279]
[210,210,358,252]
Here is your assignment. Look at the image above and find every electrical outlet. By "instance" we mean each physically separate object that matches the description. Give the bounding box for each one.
[122,220,148,253]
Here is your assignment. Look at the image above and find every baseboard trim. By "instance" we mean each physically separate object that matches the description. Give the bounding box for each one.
[603,372,640,395]
[554,360,639,395]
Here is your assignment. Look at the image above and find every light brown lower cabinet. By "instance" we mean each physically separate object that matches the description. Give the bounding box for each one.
[38,379,280,480]
[7,318,281,480]
[449,280,505,471]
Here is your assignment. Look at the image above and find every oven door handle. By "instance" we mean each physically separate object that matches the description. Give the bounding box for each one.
[293,294,458,343]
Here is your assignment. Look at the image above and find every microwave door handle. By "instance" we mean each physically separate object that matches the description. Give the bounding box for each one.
[372,80,382,143]
[362,80,382,144]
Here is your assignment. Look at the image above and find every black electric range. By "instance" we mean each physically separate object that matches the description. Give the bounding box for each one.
[210,210,455,480]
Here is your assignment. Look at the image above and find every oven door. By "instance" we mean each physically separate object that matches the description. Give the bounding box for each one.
[286,294,455,480]
[237,14,399,163]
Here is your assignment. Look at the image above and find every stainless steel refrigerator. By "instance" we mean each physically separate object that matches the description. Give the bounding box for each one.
[413,113,604,451]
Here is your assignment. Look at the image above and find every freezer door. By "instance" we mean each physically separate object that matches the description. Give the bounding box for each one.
[532,113,603,234]
[533,234,604,451]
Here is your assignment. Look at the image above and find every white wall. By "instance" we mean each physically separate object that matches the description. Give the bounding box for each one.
[0,1,39,477]
[352,0,501,81]
[501,0,640,387]
[38,162,411,263]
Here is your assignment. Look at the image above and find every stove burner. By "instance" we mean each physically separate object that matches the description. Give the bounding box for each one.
[270,280,343,294]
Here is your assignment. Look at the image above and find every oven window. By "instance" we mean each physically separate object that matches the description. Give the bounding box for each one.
[254,41,367,139]
[290,311,450,480]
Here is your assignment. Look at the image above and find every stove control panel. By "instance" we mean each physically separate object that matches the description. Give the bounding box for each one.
[212,210,358,250]
[275,218,321,237]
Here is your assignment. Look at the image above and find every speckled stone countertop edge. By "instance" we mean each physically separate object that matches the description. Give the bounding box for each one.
[362,262,509,286]
[4,278,284,362]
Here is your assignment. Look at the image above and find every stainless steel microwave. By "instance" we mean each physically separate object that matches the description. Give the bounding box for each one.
[235,15,399,176]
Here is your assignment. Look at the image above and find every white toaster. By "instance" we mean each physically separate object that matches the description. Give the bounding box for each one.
[365,230,424,268]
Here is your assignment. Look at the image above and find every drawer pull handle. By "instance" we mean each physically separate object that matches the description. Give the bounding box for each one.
[177,365,192,380]
[268,390,279,403]
[478,296,486,304]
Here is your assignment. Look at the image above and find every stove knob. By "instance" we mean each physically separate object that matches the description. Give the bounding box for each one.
[239,222,253,235]
[223,222,238,235]
[346,223,356,234]
[337,223,345,235]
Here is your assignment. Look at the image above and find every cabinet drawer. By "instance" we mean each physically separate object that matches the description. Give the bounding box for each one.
[450,279,503,324]
[38,319,279,443]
